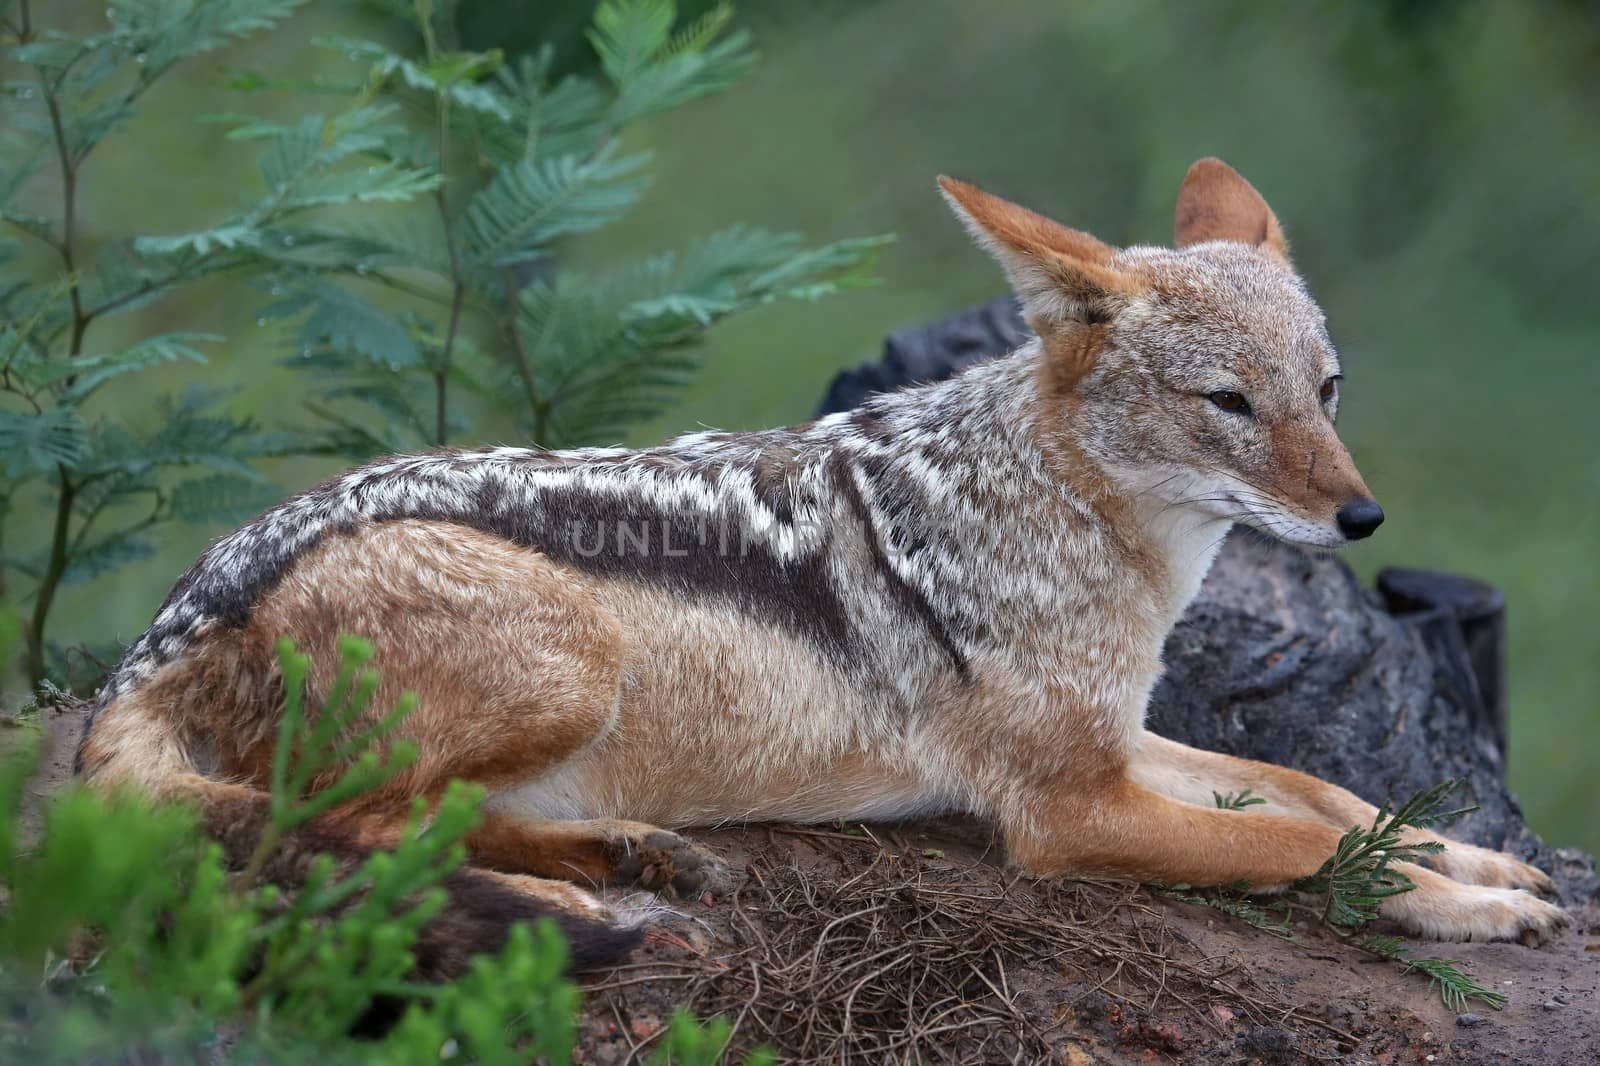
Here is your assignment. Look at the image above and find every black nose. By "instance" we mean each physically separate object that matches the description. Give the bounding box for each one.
[1336,497,1385,540]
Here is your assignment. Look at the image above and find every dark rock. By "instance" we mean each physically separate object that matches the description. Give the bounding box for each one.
[814,297,1028,416]
[820,297,1598,904]
[1378,566,1508,758]
[1152,535,1594,902]
[1457,1012,1489,1027]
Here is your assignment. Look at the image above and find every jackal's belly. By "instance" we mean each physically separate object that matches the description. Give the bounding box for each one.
[483,742,948,829]
[484,583,950,828]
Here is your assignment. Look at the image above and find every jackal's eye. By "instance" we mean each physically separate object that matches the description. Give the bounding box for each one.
[1208,390,1251,415]
[1319,376,1340,403]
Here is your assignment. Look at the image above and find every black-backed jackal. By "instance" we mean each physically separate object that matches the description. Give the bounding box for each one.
[78,159,1567,969]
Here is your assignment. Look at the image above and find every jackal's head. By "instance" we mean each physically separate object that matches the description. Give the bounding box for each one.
[939,159,1382,549]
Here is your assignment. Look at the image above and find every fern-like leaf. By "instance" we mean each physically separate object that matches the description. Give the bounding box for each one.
[1356,934,1508,1012]
[107,0,310,75]
[463,148,650,267]
[261,279,420,369]
[169,472,280,524]
[133,222,261,257]
[1401,956,1508,1014]
[0,407,89,477]
[320,36,512,121]
[46,331,218,401]
[1214,789,1268,811]
[588,0,676,84]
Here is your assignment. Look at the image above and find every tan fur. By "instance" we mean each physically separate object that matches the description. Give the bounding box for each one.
[80,160,1568,954]
[244,520,624,805]
[488,581,937,829]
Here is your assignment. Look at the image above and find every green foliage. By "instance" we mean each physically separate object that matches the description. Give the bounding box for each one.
[1357,934,1508,1014]
[1286,780,1505,1013]
[1156,880,1293,938]
[649,1010,775,1066]
[1213,788,1266,811]
[0,635,764,1062]
[243,634,421,880]
[0,605,19,693]
[1289,779,1473,929]
[1177,779,1506,1013]
[241,0,888,454]
[0,0,884,689]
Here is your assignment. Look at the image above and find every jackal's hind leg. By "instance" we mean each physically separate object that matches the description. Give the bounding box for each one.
[468,813,730,898]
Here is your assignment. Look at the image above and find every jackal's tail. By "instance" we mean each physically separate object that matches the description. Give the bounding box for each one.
[75,682,641,980]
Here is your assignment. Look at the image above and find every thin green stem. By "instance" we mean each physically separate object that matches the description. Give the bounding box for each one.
[0,216,62,255]
[362,267,457,309]
[68,487,165,559]
[234,822,287,892]
[41,82,85,354]
[24,8,92,685]
[26,470,74,685]
[499,268,547,439]
[435,278,462,446]
[82,256,211,321]
[422,1,463,448]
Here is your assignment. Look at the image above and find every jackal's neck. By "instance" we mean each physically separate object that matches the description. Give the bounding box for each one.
[1016,343,1230,622]
[845,338,1225,629]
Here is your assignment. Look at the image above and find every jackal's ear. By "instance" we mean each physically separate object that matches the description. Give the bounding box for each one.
[938,176,1145,326]
[1174,158,1291,265]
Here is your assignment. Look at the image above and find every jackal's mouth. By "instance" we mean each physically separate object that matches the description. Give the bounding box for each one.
[1224,492,1346,551]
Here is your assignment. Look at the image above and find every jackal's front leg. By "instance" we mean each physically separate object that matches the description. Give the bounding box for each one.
[1002,774,1568,944]
[1129,731,1556,896]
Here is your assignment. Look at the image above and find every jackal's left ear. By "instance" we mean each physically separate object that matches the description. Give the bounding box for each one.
[1174,158,1291,265]
[938,176,1146,326]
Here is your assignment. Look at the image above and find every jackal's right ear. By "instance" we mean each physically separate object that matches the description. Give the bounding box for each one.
[937,176,1145,326]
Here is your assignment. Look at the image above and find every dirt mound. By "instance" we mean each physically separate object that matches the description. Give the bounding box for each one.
[578,820,1600,1065]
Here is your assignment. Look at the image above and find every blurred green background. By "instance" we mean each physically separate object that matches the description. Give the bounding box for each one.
[21,1,1600,851]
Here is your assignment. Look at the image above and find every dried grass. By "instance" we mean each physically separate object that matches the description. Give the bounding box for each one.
[585,833,1353,1064]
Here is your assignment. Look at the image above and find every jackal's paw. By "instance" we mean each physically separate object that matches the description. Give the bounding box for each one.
[1386,880,1570,946]
[1427,840,1557,897]
[603,828,729,899]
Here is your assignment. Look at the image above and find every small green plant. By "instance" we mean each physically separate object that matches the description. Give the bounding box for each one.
[195,0,887,461]
[1172,779,1506,1013]
[1213,788,1266,811]
[650,1011,774,1066]
[1293,781,1507,1013]
[1,0,320,689]
[1289,779,1474,928]
[1356,934,1508,1013]
[241,633,420,883]
[1157,880,1293,937]
[0,635,766,1063]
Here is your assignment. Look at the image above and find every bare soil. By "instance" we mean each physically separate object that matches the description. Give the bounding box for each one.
[15,700,1599,1065]
[578,822,1600,1064]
